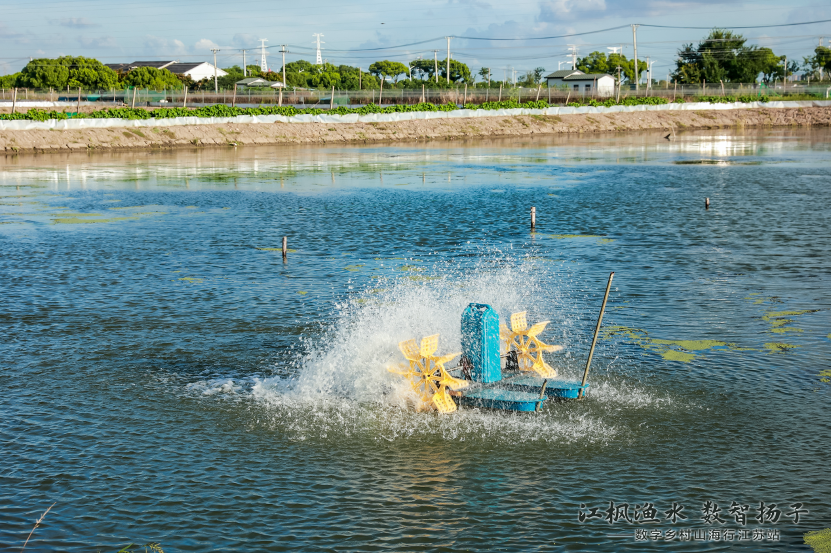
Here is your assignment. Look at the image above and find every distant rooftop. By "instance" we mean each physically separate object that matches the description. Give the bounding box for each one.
[545,69,583,79]
[563,73,613,80]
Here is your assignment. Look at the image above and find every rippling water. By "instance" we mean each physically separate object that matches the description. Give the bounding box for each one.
[1,129,829,552]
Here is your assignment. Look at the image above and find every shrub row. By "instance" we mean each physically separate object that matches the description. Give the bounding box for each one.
[0,95,780,121]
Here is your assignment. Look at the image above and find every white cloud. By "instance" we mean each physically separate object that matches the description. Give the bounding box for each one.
[78,35,118,49]
[195,38,220,51]
[143,35,188,56]
[538,0,607,21]
[232,33,258,48]
[53,17,98,28]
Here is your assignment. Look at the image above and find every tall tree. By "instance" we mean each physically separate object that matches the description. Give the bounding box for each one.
[369,60,409,83]
[672,29,784,83]
[576,52,646,84]
[803,46,831,80]
[123,67,182,89]
[17,56,119,89]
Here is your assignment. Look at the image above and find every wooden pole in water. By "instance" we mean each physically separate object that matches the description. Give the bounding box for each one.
[530,206,536,230]
[705,197,710,209]
[282,236,287,260]
[579,271,614,399]
[536,379,548,412]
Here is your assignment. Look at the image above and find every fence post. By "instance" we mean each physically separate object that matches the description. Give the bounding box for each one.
[77,87,81,114]
[232,84,237,108]
[11,88,16,114]
[183,87,187,108]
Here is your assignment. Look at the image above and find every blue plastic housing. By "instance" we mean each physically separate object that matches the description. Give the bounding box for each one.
[461,303,501,383]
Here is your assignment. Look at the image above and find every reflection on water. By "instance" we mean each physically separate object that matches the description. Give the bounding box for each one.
[0,128,829,552]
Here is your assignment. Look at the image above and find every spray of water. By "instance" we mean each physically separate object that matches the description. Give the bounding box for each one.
[185,252,672,444]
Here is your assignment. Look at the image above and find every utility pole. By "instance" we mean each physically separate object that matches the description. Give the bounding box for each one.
[567,45,578,69]
[313,34,324,66]
[281,45,287,86]
[632,24,640,92]
[434,50,438,83]
[783,56,788,87]
[259,39,268,73]
[242,50,247,77]
[211,48,220,93]
[446,36,451,84]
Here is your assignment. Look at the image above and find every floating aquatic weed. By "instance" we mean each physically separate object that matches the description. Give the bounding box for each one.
[763,342,799,353]
[256,247,297,252]
[804,529,831,553]
[398,264,424,272]
[298,291,308,295]
[549,234,603,239]
[177,277,204,283]
[52,216,140,224]
[344,264,365,272]
[818,369,830,384]
[601,326,749,363]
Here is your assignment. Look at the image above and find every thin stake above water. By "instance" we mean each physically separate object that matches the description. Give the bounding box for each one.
[579,271,614,399]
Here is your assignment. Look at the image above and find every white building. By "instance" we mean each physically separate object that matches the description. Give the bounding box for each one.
[545,69,615,97]
[106,61,227,82]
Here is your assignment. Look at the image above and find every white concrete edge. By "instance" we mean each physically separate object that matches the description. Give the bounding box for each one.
[0,100,827,131]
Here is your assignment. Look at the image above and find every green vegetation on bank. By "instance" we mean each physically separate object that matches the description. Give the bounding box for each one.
[0,94,813,122]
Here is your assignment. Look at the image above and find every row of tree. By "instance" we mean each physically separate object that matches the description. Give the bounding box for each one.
[0,32,828,91]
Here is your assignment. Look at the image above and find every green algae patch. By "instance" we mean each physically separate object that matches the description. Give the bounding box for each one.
[818,369,831,384]
[53,212,104,217]
[804,528,830,553]
[652,339,730,351]
[769,326,803,334]
[256,247,297,253]
[178,277,204,283]
[297,291,308,295]
[763,342,799,353]
[661,350,696,363]
[598,238,616,244]
[549,234,603,239]
[763,309,819,321]
[399,264,424,272]
[52,216,140,224]
[344,264,365,272]
[602,325,747,363]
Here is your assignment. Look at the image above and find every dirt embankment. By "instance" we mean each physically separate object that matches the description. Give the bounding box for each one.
[0,107,828,153]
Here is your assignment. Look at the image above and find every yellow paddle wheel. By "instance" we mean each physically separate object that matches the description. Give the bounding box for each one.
[388,334,468,413]
[500,311,563,378]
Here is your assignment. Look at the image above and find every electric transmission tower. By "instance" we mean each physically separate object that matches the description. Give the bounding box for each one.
[313,33,324,66]
[259,39,268,73]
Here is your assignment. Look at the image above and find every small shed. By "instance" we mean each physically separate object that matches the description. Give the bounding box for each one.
[545,69,585,88]
[563,73,615,97]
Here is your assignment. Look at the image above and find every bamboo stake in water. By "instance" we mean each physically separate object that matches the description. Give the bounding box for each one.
[282,236,287,260]
[536,379,548,412]
[579,272,614,399]
[530,206,536,230]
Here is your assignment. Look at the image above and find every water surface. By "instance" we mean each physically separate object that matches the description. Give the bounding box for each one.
[1,129,829,552]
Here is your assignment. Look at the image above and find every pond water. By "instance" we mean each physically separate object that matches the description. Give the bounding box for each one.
[1,129,829,552]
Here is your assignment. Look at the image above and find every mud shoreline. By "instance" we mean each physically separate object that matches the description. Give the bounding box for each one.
[0,106,827,154]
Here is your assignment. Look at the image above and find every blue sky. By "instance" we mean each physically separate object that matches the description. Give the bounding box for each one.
[2,0,829,78]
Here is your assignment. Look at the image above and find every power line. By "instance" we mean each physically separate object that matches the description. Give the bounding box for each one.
[639,19,831,30]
